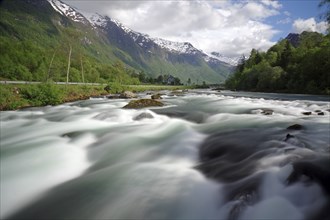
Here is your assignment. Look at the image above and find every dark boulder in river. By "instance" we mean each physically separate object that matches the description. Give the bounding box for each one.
[287,124,304,130]
[123,99,164,109]
[151,94,162,100]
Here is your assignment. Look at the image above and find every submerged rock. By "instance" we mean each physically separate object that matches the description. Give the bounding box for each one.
[152,108,207,123]
[317,112,325,115]
[196,129,273,183]
[169,90,185,96]
[261,109,273,115]
[123,99,164,109]
[284,133,295,141]
[133,112,154,120]
[302,111,312,115]
[287,158,330,194]
[284,133,306,148]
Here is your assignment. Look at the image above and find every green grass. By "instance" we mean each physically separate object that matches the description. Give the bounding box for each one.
[0,83,107,110]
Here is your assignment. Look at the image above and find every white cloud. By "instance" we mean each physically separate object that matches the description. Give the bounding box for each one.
[277,17,292,24]
[292,17,328,34]
[283,11,291,16]
[63,0,282,58]
[183,21,279,58]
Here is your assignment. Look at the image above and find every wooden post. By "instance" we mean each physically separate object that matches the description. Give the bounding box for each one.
[66,44,72,85]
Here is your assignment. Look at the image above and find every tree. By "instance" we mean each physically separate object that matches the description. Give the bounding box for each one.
[187,78,191,85]
[156,75,164,84]
[138,71,146,83]
[279,40,294,69]
[66,44,72,84]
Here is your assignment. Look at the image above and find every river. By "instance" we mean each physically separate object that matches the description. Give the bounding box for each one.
[1,90,329,220]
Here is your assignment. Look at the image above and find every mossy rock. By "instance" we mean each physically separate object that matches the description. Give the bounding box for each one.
[119,91,137,99]
[151,94,162,99]
[123,99,164,109]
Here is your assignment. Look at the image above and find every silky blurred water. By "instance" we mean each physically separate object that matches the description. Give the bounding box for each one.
[1,90,329,219]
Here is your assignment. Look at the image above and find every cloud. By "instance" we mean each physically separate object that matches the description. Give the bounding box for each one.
[283,11,291,16]
[277,17,291,24]
[292,18,328,34]
[63,0,282,58]
[185,21,279,58]
[261,0,282,9]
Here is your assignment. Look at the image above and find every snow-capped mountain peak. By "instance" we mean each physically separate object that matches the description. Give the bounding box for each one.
[151,38,202,54]
[47,0,89,24]
[207,52,239,66]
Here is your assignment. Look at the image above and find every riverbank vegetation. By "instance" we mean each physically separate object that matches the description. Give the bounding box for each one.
[225,32,330,95]
[0,83,106,110]
[0,83,191,111]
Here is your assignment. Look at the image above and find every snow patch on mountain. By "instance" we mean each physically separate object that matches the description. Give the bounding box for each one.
[207,52,240,66]
[47,0,88,24]
[82,12,108,28]
[151,38,202,54]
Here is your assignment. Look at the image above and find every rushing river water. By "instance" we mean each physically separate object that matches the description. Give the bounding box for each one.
[1,90,329,220]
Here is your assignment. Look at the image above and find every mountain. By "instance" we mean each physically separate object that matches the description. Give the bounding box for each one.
[0,0,234,84]
[285,33,300,47]
[207,52,240,66]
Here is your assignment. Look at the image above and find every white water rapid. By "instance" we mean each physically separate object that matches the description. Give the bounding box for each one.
[1,90,329,220]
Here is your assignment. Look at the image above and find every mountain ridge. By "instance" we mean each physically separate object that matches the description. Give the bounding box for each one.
[47,0,235,67]
[0,0,235,84]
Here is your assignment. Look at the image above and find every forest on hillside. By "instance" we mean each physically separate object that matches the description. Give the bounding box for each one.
[225,32,330,94]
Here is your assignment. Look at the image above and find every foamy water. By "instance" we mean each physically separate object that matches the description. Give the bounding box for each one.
[0,90,329,219]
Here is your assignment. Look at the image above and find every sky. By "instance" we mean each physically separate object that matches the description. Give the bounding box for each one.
[63,0,329,58]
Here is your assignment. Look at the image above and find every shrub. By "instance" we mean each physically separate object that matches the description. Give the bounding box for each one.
[107,81,127,94]
[0,86,27,110]
[21,83,63,106]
